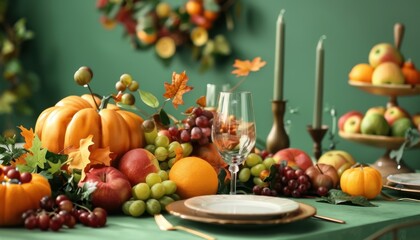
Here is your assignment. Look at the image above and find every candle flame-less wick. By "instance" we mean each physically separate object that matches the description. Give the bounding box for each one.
[279,9,286,17]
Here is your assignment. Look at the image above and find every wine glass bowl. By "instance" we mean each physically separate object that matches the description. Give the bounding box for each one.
[211,92,256,194]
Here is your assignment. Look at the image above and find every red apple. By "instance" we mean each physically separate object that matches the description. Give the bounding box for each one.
[318,150,356,177]
[118,148,160,186]
[365,106,386,116]
[305,164,340,190]
[272,148,313,171]
[368,43,403,68]
[384,106,410,126]
[338,111,364,133]
[80,166,131,213]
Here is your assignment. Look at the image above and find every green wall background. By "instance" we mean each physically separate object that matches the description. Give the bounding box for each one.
[6,0,420,169]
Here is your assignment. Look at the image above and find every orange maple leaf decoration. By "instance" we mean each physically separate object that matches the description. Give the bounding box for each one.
[18,125,34,149]
[196,95,206,108]
[231,57,267,77]
[163,71,193,109]
[66,135,112,181]
[13,125,35,166]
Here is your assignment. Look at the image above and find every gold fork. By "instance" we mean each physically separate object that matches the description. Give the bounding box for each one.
[154,214,216,240]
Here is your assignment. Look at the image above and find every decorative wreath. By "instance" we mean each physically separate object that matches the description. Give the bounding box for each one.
[96,0,237,71]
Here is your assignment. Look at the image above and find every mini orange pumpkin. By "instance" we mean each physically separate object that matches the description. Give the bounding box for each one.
[340,165,382,199]
[0,170,51,226]
[34,94,145,161]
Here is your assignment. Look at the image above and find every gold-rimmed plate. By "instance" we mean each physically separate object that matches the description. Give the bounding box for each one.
[165,200,316,226]
[184,195,300,220]
[387,173,420,190]
[383,183,420,197]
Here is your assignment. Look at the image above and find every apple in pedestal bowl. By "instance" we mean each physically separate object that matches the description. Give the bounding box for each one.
[272,148,314,171]
[391,117,413,137]
[372,62,405,85]
[80,166,132,213]
[318,150,356,177]
[338,111,364,134]
[365,106,386,116]
[384,106,410,126]
[369,43,403,68]
[118,148,160,186]
[361,113,390,136]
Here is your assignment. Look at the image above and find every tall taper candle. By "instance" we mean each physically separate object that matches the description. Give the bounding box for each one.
[273,9,285,101]
[313,35,326,129]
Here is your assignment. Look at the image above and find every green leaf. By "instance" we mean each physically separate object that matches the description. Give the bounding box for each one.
[316,189,377,207]
[25,135,48,170]
[139,89,159,108]
[16,164,33,173]
[81,181,97,201]
[159,109,170,126]
[47,160,62,175]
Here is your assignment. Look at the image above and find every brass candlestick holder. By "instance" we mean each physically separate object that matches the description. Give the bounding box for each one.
[307,125,328,160]
[266,100,290,154]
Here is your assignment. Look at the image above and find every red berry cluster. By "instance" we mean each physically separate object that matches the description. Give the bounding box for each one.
[0,166,32,184]
[168,107,214,145]
[22,195,107,231]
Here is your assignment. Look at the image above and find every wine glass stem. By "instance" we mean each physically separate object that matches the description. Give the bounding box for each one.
[229,164,239,195]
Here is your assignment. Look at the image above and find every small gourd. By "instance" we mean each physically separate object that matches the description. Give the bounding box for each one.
[340,165,382,199]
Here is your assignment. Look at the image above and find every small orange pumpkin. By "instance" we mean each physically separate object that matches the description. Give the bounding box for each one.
[401,60,420,85]
[340,165,382,199]
[0,169,52,226]
[34,94,145,161]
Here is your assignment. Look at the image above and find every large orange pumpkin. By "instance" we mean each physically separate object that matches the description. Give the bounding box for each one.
[34,94,145,160]
[340,165,382,199]
[0,171,51,226]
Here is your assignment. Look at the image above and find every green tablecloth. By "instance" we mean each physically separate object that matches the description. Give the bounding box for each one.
[2,195,420,240]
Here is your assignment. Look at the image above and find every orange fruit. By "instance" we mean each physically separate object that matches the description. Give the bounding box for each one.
[136,30,157,45]
[169,156,218,199]
[348,63,374,83]
[185,0,203,16]
[402,60,420,85]
[204,10,219,21]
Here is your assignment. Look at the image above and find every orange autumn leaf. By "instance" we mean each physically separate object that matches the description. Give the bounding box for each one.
[231,57,267,77]
[184,106,194,114]
[163,71,193,109]
[89,146,112,166]
[66,135,95,181]
[196,95,206,107]
[18,125,34,149]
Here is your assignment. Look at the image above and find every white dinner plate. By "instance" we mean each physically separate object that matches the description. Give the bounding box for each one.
[184,195,300,220]
[387,173,420,189]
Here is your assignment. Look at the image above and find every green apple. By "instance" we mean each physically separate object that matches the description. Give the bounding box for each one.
[368,43,403,68]
[361,113,390,136]
[391,117,413,137]
[372,62,405,85]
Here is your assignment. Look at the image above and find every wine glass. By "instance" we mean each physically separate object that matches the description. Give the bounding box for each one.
[211,91,256,194]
